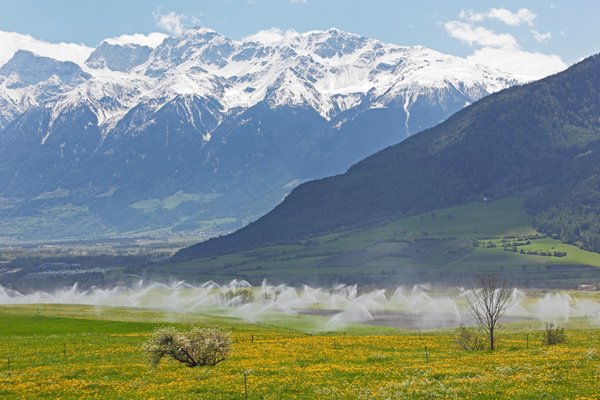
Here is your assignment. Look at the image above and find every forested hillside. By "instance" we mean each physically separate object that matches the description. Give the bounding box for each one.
[177,54,600,260]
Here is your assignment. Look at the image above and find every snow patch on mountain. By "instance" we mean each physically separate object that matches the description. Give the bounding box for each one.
[0,27,524,137]
[85,42,153,72]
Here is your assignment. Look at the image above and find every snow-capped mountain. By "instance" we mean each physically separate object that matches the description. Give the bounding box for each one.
[85,42,153,72]
[0,50,91,127]
[0,27,524,240]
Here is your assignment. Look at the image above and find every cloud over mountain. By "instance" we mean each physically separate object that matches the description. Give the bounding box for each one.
[0,30,93,67]
[444,7,566,81]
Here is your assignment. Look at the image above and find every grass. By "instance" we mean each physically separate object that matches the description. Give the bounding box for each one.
[152,197,600,286]
[343,197,536,243]
[0,204,110,239]
[0,304,599,399]
[483,238,600,267]
[130,191,221,212]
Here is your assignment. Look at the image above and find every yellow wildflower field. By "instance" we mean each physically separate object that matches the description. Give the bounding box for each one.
[0,305,598,399]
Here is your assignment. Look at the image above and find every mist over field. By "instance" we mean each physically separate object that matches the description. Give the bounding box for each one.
[2,280,600,331]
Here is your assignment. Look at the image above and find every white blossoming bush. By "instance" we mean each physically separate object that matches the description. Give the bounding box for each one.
[144,326,231,368]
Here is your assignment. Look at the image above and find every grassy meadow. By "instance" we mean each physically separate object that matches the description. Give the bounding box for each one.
[1,305,599,399]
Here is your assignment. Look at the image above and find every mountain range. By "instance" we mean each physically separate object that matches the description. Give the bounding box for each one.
[0,27,522,240]
[177,53,600,260]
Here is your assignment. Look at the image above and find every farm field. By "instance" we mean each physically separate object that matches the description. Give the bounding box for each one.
[1,305,599,399]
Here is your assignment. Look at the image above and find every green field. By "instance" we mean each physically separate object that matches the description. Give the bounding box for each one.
[148,198,600,286]
[130,191,222,212]
[0,305,599,399]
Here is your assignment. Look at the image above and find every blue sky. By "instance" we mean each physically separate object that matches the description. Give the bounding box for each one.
[0,0,597,79]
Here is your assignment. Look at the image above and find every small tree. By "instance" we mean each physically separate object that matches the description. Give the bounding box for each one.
[542,322,566,345]
[465,273,511,350]
[144,326,231,368]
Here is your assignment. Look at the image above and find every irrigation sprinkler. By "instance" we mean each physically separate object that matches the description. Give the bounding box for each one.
[7,356,10,371]
[243,371,248,399]
[2,281,595,335]
[425,346,429,364]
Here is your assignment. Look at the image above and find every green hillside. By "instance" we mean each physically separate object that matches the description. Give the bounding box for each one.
[177,54,600,261]
[153,198,600,286]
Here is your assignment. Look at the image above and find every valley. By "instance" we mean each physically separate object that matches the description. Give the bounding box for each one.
[0,28,521,241]
[1,4,599,398]
[3,198,600,290]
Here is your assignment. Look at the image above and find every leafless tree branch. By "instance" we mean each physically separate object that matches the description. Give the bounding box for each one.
[465,273,511,350]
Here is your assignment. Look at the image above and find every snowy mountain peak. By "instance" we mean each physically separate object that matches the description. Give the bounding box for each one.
[0,27,530,239]
[0,27,524,135]
[145,27,235,77]
[85,42,153,72]
[303,28,369,58]
[0,50,91,88]
[183,26,220,37]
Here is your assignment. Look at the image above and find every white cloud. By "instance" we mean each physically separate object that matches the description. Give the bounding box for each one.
[154,11,187,36]
[290,0,308,3]
[444,21,518,48]
[460,7,537,27]
[531,29,552,43]
[444,8,565,81]
[242,28,299,45]
[467,47,566,81]
[104,32,168,48]
[0,30,93,68]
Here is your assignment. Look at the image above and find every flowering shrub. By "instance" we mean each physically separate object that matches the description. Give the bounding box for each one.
[144,326,231,367]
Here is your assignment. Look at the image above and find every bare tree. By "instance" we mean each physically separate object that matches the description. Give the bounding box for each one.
[465,273,511,350]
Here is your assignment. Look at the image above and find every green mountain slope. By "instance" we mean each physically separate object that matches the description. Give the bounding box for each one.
[158,198,600,286]
[176,54,600,260]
